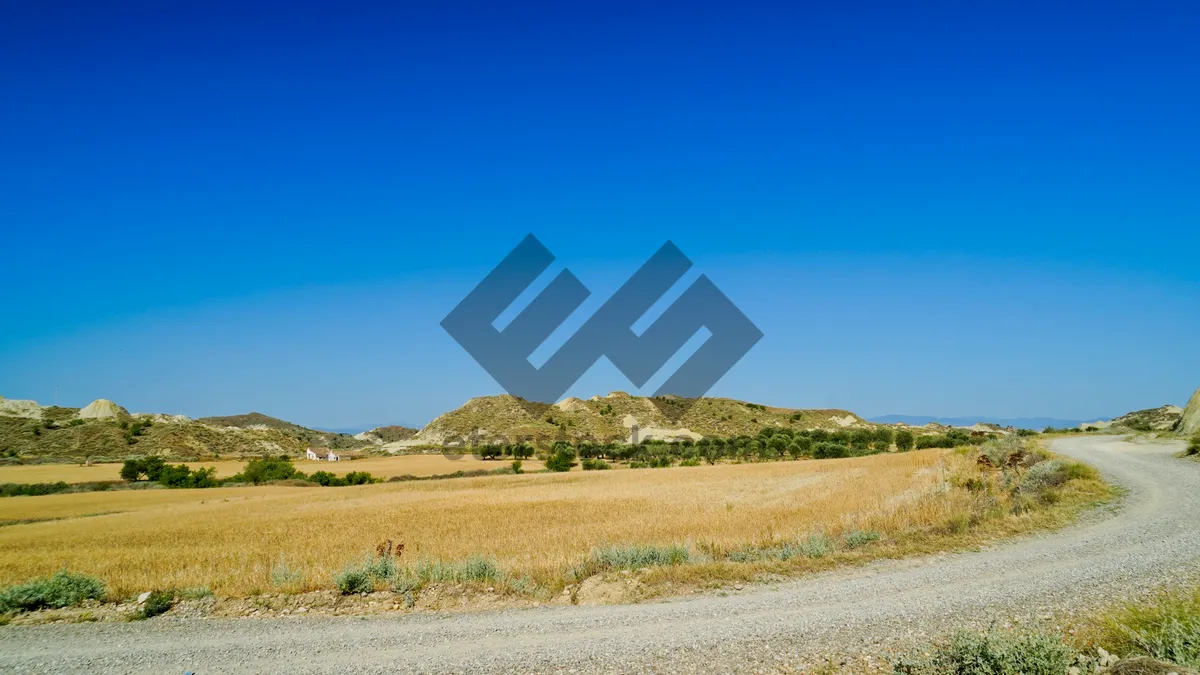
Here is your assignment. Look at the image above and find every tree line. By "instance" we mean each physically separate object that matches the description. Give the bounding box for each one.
[120,455,382,488]
[470,426,999,471]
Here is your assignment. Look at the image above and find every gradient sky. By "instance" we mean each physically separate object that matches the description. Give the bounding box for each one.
[1,1,1198,429]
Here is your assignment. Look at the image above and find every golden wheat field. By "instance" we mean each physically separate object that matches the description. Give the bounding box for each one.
[0,454,542,484]
[0,449,1017,597]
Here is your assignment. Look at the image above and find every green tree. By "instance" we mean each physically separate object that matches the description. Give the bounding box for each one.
[813,442,850,459]
[895,429,915,452]
[851,428,874,450]
[141,456,167,482]
[872,427,894,449]
[239,456,303,484]
[795,435,814,457]
[545,448,576,472]
[120,459,143,482]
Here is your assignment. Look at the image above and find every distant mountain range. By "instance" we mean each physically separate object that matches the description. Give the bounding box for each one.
[868,415,1104,430]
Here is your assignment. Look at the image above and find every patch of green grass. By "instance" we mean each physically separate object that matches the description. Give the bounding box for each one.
[177,585,213,599]
[1086,588,1200,668]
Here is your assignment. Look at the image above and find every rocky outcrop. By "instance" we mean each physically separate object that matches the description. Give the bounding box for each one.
[0,396,44,419]
[78,399,127,419]
[1177,387,1200,436]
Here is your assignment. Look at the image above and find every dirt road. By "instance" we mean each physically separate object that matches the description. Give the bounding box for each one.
[2,436,1197,674]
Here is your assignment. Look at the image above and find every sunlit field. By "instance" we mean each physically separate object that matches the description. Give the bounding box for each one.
[0,454,542,484]
[0,449,1046,597]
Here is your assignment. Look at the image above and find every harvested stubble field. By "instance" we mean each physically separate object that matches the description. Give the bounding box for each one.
[0,448,1107,599]
[0,454,541,484]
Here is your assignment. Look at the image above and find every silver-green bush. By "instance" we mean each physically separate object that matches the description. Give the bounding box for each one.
[892,629,1074,675]
[0,570,106,613]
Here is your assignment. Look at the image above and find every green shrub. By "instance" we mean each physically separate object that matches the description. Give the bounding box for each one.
[334,565,375,594]
[581,458,611,471]
[123,419,152,445]
[843,529,881,549]
[1188,433,1200,456]
[892,629,1074,675]
[728,535,831,562]
[157,464,219,488]
[309,470,344,486]
[583,544,690,572]
[410,555,504,585]
[342,471,378,485]
[270,556,303,586]
[1019,460,1068,495]
[234,456,304,484]
[334,550,402,594]
[364,553,398,580]
[0,570,106,613]
[0,481,73,497]
[511,460,523,474]
[134,590,175,620]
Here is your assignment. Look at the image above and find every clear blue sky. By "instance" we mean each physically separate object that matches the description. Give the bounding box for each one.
[1,1,1197,429]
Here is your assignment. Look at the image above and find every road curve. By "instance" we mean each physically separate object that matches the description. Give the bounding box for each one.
[2,436,1198,674]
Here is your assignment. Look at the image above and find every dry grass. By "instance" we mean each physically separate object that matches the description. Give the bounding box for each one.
[0,455,541,484]
[0,449,1109,599]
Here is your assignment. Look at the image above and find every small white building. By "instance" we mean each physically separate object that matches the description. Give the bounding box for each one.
[305,448,361,462]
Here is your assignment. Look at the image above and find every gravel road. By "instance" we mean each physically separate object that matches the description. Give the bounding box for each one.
[2,436,1198,674]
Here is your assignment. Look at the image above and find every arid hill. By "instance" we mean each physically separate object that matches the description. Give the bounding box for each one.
[0,398,374,463]
[357,425,419,444]
[404,392,872,447]
[1108,405,1185,432]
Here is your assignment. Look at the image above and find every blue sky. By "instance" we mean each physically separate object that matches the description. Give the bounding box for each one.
[1,1,1197,429]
